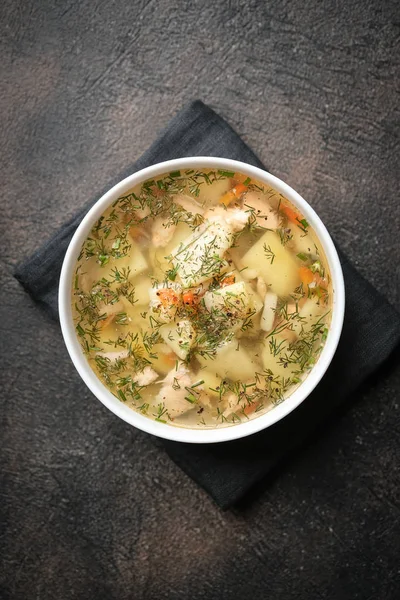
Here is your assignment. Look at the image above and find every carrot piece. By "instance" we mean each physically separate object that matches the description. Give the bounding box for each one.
[182,290,199,307]
[182,290,194,305]
[157,288,180,306]
[281,204,301,224]
[299,266,314,286]
[232,183,247,197]
[219,190,236,207]
[219,182,248,206]
[243,401,260,416]
[220,274,236,288]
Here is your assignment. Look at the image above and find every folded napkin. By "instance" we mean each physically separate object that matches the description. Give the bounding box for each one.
[15,100,400,508]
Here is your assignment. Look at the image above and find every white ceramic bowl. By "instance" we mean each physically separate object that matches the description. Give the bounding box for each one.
[59,157,345,443]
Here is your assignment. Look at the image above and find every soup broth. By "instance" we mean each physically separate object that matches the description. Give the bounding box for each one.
[72,169,332,428]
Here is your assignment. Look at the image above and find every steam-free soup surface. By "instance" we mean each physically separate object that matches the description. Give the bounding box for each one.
[72,169,331,428]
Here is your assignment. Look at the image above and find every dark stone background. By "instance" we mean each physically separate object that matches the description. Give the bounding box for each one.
[1,1,399,598]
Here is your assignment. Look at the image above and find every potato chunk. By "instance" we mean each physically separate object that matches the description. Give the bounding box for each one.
[149,222,192,278]
[171,218,234,287]
[198,340,257,381]
[113,237,148,278]
[203,281,250,319]
[203,281,263,338]
[289,227,315,257]
[261,334,299,379]
[130,277,153,306]
[197,370,221,398]
[159,319,195,360]
[291,298,326,336]
[241,230,300,297]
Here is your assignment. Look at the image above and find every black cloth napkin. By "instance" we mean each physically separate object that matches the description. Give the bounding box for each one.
[15,100,400,509]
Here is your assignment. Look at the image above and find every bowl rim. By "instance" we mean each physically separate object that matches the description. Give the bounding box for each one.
[59,157,345,443]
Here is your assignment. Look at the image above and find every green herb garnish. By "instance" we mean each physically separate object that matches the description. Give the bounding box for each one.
[296,252,309,262]
[263,243,276,264]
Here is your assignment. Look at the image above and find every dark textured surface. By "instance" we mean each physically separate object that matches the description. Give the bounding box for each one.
[14,99,400,509]
[1,1,399,599]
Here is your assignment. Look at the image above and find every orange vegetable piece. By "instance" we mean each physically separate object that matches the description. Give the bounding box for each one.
[232,183,247,197]
[219,182,248,206]
[220,274,236,288]
[219,190,236,207]
[299,266,314,286]
[281,204,301,224]
[182,290,199,307]
[243,401,260,416]
[157,288,180,306]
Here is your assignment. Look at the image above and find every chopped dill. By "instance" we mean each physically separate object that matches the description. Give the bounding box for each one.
[263,243,276,264]
[277,227,293,246]
[218,169,235,178]
[296,252,309,262]
[190,380,205,389]
[184,394,197,404]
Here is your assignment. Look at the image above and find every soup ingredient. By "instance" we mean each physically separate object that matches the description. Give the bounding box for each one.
[241,230,300,297]
[198,340,257,382]
[299,266,314,286]
[152,217,176,248]
[157,362,211,419]
[159,319,196,360]
[157,362,194,418]
[203,281,261,323]
[171,217,236,287]
[149,282,182,322]
[133,366,158,386]
[244,191,281,229]
[219,182,248,206]
[261,292,278,332]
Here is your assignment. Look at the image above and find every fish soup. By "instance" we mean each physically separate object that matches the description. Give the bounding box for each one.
[72,169,331,428]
